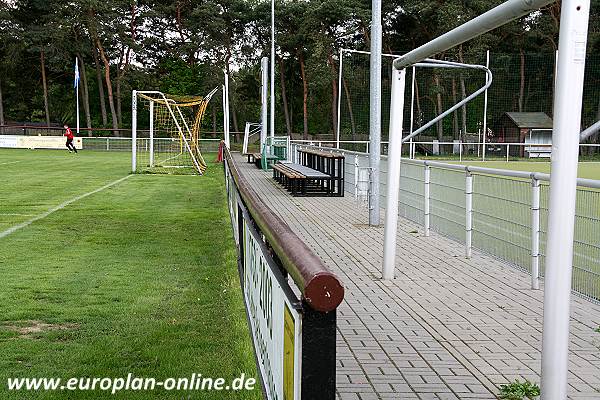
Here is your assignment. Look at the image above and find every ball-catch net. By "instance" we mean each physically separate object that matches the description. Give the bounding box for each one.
[133,88,218,175]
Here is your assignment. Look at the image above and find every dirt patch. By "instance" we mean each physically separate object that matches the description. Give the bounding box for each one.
[2,320,79,339]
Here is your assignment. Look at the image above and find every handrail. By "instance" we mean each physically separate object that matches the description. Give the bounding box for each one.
[224,148,344,312]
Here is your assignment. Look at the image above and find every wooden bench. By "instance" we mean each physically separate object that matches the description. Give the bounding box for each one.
[247,152,280,169]
[297,149,345,196]
[273,162,337,196]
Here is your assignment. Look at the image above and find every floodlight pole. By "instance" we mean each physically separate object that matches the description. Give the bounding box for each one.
[260,57,269,169]
[483,50,489,161]
[369,0,382,226]
[541,1,590,399]
[336,48,343,149]
[270,0,275,141]
[382,68,406,279]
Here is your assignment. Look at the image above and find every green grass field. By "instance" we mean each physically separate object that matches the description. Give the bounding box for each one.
[447,160,600,180]
[0,149,261,399]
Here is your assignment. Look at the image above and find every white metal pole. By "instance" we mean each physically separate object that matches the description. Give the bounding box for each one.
[354,155,359,199]
[506,144,510,162]
[393,0,554,70]
[270,0,275,141]
[76,84,80,135]
[369,0,382,226]
[409,66,416,159]
[424,165,430,237]
[224,71,231,149]
[260,57,269,163]
[541,1,590,398]
[483,50,489,161]
[75,57,80,135]
[149,100,154,167]
[465,172,473,258]
[531,178,540,290]
[336,48,343,149]
[382,68,406,280]
[131,90,137,172]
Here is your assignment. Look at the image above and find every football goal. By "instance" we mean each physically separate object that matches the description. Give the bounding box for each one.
[131,89,218,175]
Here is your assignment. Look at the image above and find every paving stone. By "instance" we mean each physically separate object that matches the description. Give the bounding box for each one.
[233,154,600,400]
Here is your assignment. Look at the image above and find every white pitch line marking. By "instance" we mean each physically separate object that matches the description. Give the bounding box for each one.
[0,160,24,166]
[0,175,132,239]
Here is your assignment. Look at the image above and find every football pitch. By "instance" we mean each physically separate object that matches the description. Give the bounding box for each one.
[450,159,600,180]
[0,149,261,399]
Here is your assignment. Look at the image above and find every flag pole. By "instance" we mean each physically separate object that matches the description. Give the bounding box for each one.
[75,57,80,135]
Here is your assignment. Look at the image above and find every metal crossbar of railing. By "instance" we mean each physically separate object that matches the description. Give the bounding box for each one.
[291,143,600,305]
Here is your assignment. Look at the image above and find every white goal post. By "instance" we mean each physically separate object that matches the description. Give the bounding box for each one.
[131,89,217,175]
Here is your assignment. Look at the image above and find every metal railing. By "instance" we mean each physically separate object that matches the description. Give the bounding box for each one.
[81,137,222,153]
[292,143,600,304]
[291,139,600,161]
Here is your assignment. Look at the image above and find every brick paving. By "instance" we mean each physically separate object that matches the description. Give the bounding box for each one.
[233,153,600,400]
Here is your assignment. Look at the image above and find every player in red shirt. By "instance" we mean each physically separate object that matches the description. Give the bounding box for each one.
[63,124,78,153]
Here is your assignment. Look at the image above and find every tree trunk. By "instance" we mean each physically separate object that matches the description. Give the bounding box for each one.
[519,49,525,112]
[434,74,443,140]
[328,51,338,140]
[77,54,92,133]
[231,102,239,133]
[451,77,459,139]
[40,50,50,127]
[116,78,122,126]
[342,77,357,141]
[93,46,108,126]
[95,39,119,131]
[212,104,216,137]
[299,53,309,139]
[0,78,4,129]
[279,59,292,136]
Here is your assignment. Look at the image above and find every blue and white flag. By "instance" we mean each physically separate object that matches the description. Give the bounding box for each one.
[74,57,80,89]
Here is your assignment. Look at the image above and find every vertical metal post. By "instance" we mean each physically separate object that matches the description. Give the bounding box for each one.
[541,1,590,398]
[424,165,430,237]
[465,172,473,258]
[270,0,275,141]
[149,100,154,167]
[506,143,510,162]
[224,71,231,149]
[369,0,382,226]
[531,178,540,290]
[106,138,109,151]
[459,140,463,162]
[336,48,343,149]
[354,154,359,198]
[131,90,137,172]
[483,50,489,161]
[76,58,80,135]
[382,68,406,280]
[260,57,269,169]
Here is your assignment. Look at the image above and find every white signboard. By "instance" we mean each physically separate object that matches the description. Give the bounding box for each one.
[243,218,302,400]
[0,135,82,150]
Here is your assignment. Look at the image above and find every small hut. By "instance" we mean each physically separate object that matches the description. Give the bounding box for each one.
[496,112,553,157]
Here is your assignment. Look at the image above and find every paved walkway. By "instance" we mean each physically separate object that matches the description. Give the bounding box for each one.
[233,154,600,400]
